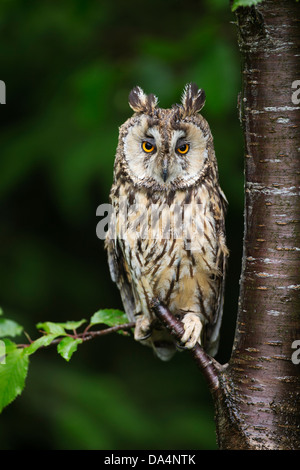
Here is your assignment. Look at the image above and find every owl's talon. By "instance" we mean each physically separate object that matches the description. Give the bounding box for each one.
[180,313,202,349]
[175,341,188,351]
[135,330,152,341]
[134,316,152,341]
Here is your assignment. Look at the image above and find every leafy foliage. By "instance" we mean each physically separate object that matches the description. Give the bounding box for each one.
[231,0,264,11]
[0,319,23,339]
[57,337,83,362]
[0,340,29,412]
[0,308,130,413]
[90,309,128,333]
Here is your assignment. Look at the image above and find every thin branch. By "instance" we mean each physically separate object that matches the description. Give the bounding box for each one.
[18,322,136,349]
[80,322,135,342]
[151,298,223,394]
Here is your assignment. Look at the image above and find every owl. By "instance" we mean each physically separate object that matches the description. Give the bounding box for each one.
[105,83,228,361]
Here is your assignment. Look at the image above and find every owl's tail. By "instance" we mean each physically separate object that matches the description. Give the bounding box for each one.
[150,329,176,361]
[152,341,176,361]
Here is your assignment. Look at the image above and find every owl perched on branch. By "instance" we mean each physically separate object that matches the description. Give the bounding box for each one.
[105,83,228,361]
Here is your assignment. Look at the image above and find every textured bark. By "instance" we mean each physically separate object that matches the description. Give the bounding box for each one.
[215,0,300,450]
[154,0,300,450]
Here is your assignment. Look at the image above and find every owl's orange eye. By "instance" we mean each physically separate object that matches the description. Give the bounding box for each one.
[142,141,155,153]
[176,143,189,155]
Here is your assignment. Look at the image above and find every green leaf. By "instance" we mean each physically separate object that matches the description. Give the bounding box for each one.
[0,318,23,338]
[57,319,86,331]
[231,0,264,11]
[0,307,3,316]
[0,339,29,413]
[57,337,83,362]
[90,309,128,327]
[36,321,67,336]
[90,309,130,336]
[24,333,60,356]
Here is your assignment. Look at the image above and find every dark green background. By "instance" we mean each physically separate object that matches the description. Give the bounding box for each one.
[0,0,244,450]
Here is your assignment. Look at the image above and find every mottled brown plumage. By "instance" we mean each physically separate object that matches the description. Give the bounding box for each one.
[105,84,228,360]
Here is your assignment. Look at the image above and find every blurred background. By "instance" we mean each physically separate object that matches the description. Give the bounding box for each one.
[0,0,244,450]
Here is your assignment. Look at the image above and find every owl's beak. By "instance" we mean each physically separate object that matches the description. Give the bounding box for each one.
[162,158,169,183]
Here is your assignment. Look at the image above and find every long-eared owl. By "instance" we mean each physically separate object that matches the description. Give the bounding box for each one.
[105,83,228,361]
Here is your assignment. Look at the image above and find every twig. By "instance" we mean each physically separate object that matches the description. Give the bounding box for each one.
[18,322,136,349]
[80,322,135,342]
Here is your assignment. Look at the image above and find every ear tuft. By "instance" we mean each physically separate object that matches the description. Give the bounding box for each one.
[128,86,158,114]
[181,83,205,115]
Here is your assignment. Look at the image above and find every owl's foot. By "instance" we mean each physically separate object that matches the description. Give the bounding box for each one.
[134,315,152,341]
[180,313,202,349]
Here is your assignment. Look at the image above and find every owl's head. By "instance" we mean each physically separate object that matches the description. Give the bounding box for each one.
[117,83,215,190]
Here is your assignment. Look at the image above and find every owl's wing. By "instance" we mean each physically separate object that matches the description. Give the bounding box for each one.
[207,250,227,356]
[105,237,136,323]
[206,193,228,356]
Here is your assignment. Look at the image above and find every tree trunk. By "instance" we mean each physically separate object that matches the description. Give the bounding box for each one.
[216,0,300,450]
[154,0,300,450]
